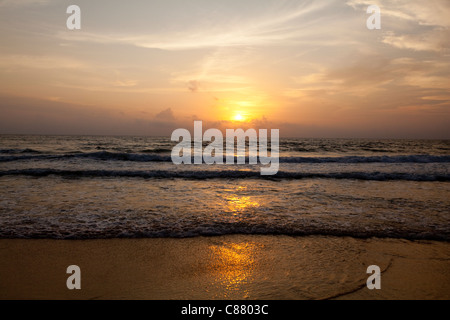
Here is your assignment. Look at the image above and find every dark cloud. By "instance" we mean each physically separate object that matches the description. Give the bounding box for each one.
[0,95,180,136]
[187,80,200,93]
[155,108,175,121]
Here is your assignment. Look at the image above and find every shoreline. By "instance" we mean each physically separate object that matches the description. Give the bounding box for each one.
[1,235,449,300]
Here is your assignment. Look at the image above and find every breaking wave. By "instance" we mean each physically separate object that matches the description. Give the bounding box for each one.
[1,152,449,164]
[1,168,449,181]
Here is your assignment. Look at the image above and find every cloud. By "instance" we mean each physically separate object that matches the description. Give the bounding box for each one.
[0,55,87,70]
[347,0,450,52]
[288,55,450,98]
[0,94,183,136]
[346,0,450,27]
[187,80,199,93]
[54,1,334,51]
[382,29,450,52]
[155,108,175,121]
[0,0,50,7]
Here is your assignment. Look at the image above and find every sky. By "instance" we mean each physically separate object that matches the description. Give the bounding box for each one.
[0,0,449,138]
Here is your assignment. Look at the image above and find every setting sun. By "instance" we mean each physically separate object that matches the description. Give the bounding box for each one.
[234,114,245,122]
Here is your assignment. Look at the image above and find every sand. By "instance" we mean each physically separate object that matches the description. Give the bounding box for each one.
[0,235,449,300]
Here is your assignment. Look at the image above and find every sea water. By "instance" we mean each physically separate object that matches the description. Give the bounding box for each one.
[0,135,449,240]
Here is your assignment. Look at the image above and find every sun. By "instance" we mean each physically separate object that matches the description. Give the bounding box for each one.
[234,114,245,122]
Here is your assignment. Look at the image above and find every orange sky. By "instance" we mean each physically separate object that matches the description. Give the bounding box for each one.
[0,0,449,138]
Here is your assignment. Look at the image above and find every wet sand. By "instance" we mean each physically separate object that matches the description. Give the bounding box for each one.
[0,236,449,300]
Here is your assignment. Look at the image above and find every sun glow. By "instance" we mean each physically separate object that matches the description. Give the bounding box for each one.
[234,114,245,122]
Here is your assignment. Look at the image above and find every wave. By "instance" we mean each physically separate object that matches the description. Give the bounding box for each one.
[281,155,450,163]
[0,148,42,154]
[0,222,447,241]
[0,151,449,164]
[0,151,172,162]
[140,148,173,154]
[1,168,449,181]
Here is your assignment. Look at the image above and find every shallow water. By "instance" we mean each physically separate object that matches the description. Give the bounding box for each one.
[0,135,449,240]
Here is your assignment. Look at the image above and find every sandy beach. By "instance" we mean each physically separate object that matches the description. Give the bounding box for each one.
[0,235,449,300]
[1,0,449,306]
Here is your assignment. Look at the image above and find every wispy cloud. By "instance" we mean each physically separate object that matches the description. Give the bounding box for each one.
[346,0,450,27]
[0,55,87,70]
[0,0,50,7]
[347,0,450,52]
[286,56,450,103]
[382,29,450,52]
[1,0,449,137]
[55,1,334,51]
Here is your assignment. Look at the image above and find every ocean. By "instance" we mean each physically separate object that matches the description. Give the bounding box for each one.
[0,135,449,240]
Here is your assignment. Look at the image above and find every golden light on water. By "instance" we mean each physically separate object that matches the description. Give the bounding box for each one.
[223,185,261,216]
[209,241,259,298]
[226,196,260,215]
[204,185,263,298]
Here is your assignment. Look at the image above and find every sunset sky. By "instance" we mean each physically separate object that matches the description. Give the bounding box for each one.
[0,0,449,138]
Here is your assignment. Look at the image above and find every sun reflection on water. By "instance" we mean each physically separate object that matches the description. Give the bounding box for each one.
[226,196,260,215]
[209,241,259,299]
[206,184,265,298]
[222,185,261,216]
